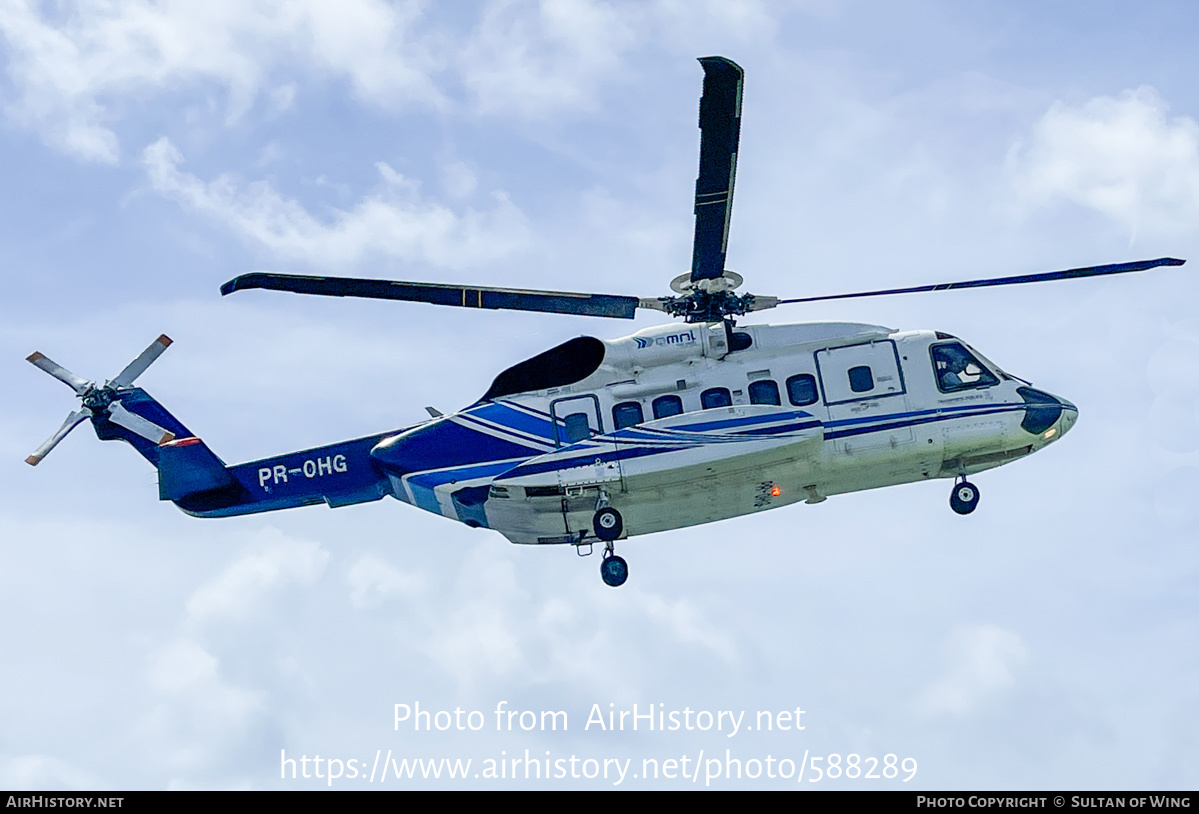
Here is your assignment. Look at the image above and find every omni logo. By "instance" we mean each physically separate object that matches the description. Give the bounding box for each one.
[634,330,697,349]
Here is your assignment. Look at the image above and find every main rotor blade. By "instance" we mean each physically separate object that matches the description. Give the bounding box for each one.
[777,257,1187,305]
[221,273,644,319]
[27,352,92,395]
[110,334,173,388]
[26,409,90,466]
[107,402,175,445]
[691,57,744,284]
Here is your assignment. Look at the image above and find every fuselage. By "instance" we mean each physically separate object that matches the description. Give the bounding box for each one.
[367,320,1078,545]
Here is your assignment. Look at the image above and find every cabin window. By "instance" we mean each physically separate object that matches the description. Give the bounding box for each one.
[612,401,644,429]
[563,413,592,443]
[748,380,781,406]
[653,395,683,419]
[701,388,732,409]
[786,374,818,406]
[930,342,1000,393]
[848,366,874,393]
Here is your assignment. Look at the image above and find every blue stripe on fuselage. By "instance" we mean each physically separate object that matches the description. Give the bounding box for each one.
[471,401,557,440]
[823,403,1023,440]
[670,410,815,432]
[404,459,527,515]
[372,416,544,477]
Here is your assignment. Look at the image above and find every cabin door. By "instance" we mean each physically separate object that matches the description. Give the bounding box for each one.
[816,340,915,454]
[549,395,603,446]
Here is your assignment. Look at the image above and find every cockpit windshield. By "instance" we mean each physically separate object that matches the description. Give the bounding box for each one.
[930,341,1000,393]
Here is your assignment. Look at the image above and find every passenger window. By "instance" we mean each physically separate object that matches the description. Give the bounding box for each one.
[931,342,1000,393]
[786,374,818,406]
[612,401,644,429]
[652,395,683,419]
[748,380,780,406]
[848,366,873,393]
[701,388,732,409]
[563,413,591,443]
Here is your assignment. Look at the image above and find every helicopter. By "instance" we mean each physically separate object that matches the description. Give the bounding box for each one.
[25,56,1185,587]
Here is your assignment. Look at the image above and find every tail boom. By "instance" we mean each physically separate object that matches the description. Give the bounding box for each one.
[90,388,398,517]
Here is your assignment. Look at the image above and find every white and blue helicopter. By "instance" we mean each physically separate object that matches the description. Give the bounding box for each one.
[26,57,1184,587]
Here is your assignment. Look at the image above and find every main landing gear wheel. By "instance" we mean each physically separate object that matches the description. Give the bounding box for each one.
[950,479,980,515]
[600,552,629,587]
[593,507,623,541]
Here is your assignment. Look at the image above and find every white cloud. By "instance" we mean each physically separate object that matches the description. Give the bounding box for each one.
[0,754,103,791]
[0,1,803,161]
[441,160,478,200]
[917,625,1028,716]
[139,639,267,776]
[647,0,779,47]
[147,639,243,699]
[142,137,532,269]
[345,552,426,608]
[390,543,738,694]
[637,594,738,663]
[455,0,785,119]
[0,0,442,163]
[458,0,639,118]
[1009,87,1199,238]
[184,528,328,621]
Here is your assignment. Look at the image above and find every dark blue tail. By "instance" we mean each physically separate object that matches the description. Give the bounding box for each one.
[94,388,397,518]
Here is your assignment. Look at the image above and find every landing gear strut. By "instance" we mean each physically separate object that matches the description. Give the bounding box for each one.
[591,493,627,586]
[950,477,980,515]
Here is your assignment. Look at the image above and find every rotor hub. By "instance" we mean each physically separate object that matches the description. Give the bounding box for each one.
[669,270,743,295]
[81,386,114,411]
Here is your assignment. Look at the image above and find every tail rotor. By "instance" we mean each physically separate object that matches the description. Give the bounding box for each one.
[25,335,177,466]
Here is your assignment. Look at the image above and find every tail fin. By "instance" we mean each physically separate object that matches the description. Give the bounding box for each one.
[91,386,195,465]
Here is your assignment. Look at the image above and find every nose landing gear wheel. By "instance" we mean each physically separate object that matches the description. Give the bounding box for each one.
[600,552,628,587]
[950,479,980,515]
[593,507,623,541]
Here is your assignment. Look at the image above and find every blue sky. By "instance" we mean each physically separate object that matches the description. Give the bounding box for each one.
[2,0,1198,789]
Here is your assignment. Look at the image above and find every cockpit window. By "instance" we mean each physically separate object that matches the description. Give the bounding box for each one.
[931,342,1000,393]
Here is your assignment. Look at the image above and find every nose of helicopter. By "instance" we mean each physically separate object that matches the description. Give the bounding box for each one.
[1058,397,1078,435]
[1051,396,1078,443]
[1017,386,1077,440]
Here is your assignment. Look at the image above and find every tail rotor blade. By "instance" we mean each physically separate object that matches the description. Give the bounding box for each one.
[107,401,175,445]
[27,352,92,395]
[26,410,91,466]
[111,334,173,388]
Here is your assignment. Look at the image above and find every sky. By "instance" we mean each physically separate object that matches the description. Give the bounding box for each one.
[1,0,1198,790]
